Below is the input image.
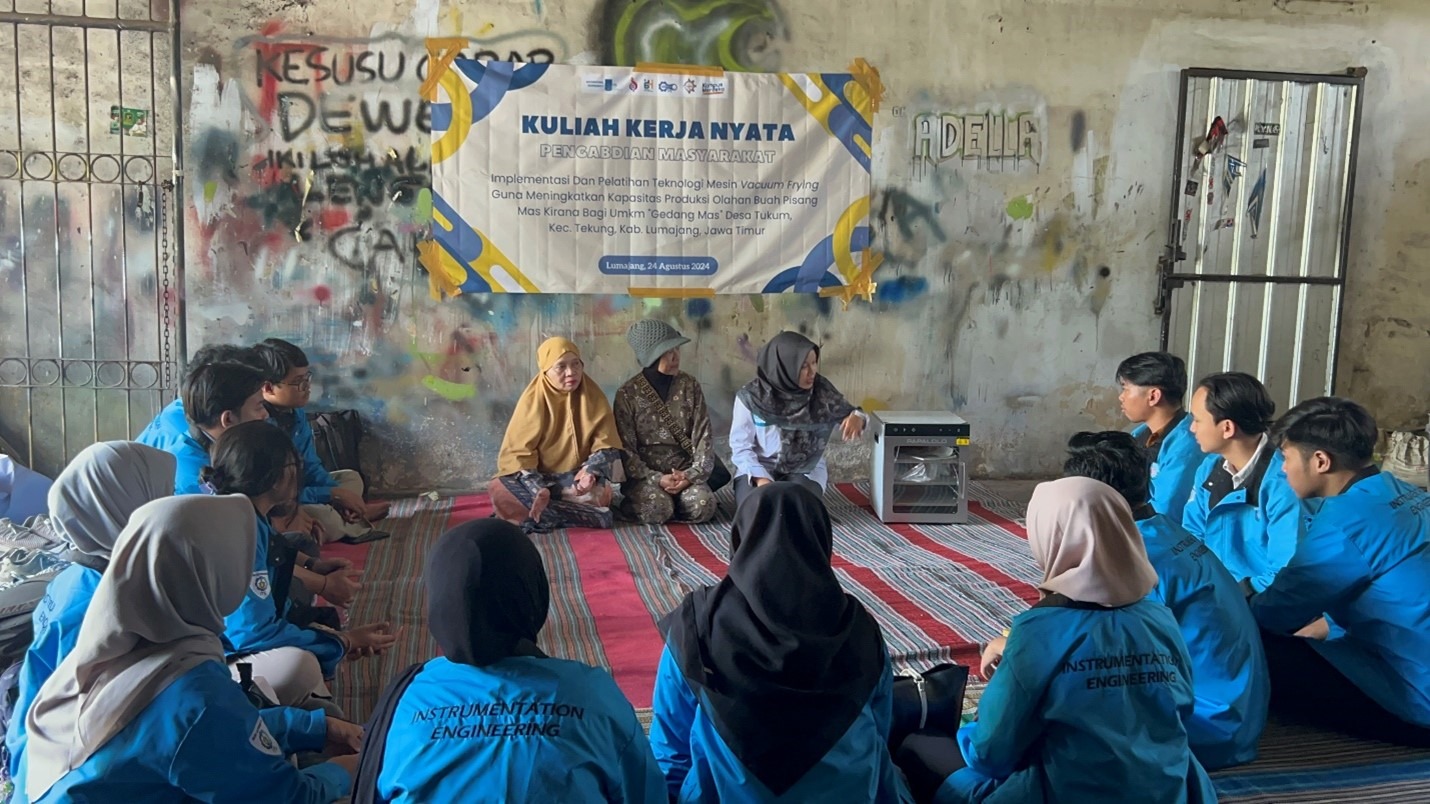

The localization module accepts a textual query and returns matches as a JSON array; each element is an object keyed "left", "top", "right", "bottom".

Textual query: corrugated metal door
[
  {"left": 1157, "top": 67, "right": 1364, "bottom": 408},
  {"left": 0, "top": 0, "right": 184, "bottom": 477}
]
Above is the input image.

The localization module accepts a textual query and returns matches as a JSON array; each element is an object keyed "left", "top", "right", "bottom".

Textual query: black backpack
[{"left": 306, "top": 410, "right": 367, "bottom": 488}]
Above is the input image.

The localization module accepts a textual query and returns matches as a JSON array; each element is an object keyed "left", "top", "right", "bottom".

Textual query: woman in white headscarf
[
  {"left": 19, "top": 495, "right": 356, "bottom": 803},
  {"left": 5, "top": 442, "right": 174, "bottom": 779},
  {"left": 900, "top": 477, "right": 1216, "bottom": 804}
]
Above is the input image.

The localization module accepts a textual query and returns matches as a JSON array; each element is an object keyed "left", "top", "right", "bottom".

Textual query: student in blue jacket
[
  {"left": 136, "top": 359, "right": 270, "bottom": 495},
  {"left": 1064, "top": 431, "right": 1269, "bottom": 769},
  {"left": 914, "top": 477, "right": 1214, "bottom": 804},
  {"left": 135, "top": 343, "right": 266, "bottom": 453},
  {"left": 1252, "top": 397, "right": 1430, "bottom": 746},
  {"left": 351, "top": 518, "right": 665, "bottom": 804},
  {"left": 6, "top": 441, "right": 175, "bottom": 781},
  {"left": 254, "top": 337, "right": 389, "bottom": 543},
  {"left": 20, "top": 495, "right": 357, "bottom": 803},
  {"left": 1182, "top": 371, "right": 1306, "bottom": 591},
  {"left": 649, "top": 482, "right": 909, "bottom": 803},
  {"left": 204, "top": 422, "right": 396, "bottom": 714},
  {"left": 1117, "top": 352, "right": 1203, "bottom": 521}
]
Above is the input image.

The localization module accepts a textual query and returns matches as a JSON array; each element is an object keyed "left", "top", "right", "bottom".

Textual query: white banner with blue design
[{"left": 421, "top": 56, "right": 876, "bottom": 296}]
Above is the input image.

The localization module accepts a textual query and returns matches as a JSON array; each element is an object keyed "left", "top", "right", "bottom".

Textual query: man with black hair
[
  {"left": 1251, "top": 397, "right": 1430, "bottom": 745},
  {"left": 1117, "top": 352, "right": 1202, "bottom": 520},
  {"left": 136, "top": 361, "right": 268, "bottom": 494},
  {"left": 1182, "top": 372, "right": 1307, "bottom": 592},
  {"left": 253, "top": 338, "right": 389, "bottom": 543},
  {"left": 1063, "top": 431, "right": 1268, "bottom": 770},
  {"left": 135, "top": 343, "right": 265, "bottom": 454}
]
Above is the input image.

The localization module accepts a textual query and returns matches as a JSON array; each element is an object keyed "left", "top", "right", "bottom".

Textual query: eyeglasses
[
  {"left": 548, "top": 361, "right": 584, "bottom": 376},
  {"left": 280, "top": 374, "right": 314, "bottom": 389}
]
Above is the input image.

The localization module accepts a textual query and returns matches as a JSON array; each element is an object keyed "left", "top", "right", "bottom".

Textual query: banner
[{"left": 421, "top": 55, "right": 877, "bottom": 297}]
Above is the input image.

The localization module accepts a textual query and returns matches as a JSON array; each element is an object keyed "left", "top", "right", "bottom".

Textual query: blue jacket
[
  {"left": 135, "top": 402, "right": 211, "bottom": 496},
  {"left": 1181, "top": 447, "right": 1308, "bottom": 592},
  {"left": 24, "top": 661, "right": 345, "bottom": 803},
  {"left": 135, "top": 398, "right": 190, "bottom": 452},
  {"left": 376, "top": 655, "right": 664, "bottom": 803},
  {"left": 649, "top": 645, "right": 910, "bottom": 803},
  {"left": 270, "top": 406, "right": 336, "bottom": 505},
  {"left": 937, "top": 598, "right": 1215, "bottom": 804},
  {"left": 1252, "top": 470, "right": 1430, "bottom": 726},
  {"left": 223, "top": 516, "right": 345, "bottom": 676},
  {"left": 6, "top": 565, "right": 102, "bottom": 778},
  {"left": 1139, "top": 511, "right": 1269, "bottom": 769},
  {"left": 1132, "top": 412, "right": 1203, "bottom": 522}
]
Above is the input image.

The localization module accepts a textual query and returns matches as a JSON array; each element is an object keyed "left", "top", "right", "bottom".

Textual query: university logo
[
  {"left": 250, "top": 571, "right": 271, "bottom": 599},
  {"left": 249, "top": 720, "right": 282, "bottom": 756}
]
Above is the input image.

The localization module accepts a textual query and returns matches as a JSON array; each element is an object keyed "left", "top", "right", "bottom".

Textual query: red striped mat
[
  {"left": 332, "top": 494, "right": 686, "bottom": 719},
  {"left": 333, "top": 481, "right": 1035, "bottom": 721},
  {"left": 658, "top": 481, "right": 1038, "bottom": 672}
]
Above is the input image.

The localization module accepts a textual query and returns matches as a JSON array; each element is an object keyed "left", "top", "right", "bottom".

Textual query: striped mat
[
  {"left": 657, "top": 481, "right": 1038, "bottom": 672},
  {"left": 331, "top": 484, "right": 1430, "bottom": 802},
  {"left": 332, "top": 493, "right": 688, "bottom": 717}
]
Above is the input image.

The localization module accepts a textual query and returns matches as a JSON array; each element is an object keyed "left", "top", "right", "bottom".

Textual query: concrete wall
[{"left": 178, "top": 0, "right": 1430, "bottom": 493}]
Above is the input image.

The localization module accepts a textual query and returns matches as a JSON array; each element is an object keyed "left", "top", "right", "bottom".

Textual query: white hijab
[
  {"left": 25, "top": 494, "right": 257, "bottom": 800},
  {"left": 1026, "top": 476, "right": 1159, "bottom": 607},
  {"left": 48, "top": 441, "right": 176, "bottom": 568}
]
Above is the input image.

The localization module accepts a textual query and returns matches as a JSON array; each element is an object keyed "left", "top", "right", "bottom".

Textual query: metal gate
[
  {"left": 1156, "top": 67, "right": 1364, "bottom": 410},
  {"left": 0, "top": 1, "right": 184, "bottom": 478}
]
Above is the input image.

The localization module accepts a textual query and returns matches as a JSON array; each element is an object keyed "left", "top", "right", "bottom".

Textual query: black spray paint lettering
[
  {"left": 278, "top": 94, "right": 432, "bottom": 143},
  {"left": 255, "top": 45, "right": 557, "bottom": 88},
  {"left": 328, "top": 227, "right": 424, "bottom": 272},
  {"left": 1254, "top": 122, "right": 1281, "bottom": 136}
]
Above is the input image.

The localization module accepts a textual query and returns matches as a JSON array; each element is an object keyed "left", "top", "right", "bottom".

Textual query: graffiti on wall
[
  {"left": 912, "top": 110, "right": 1043, "bottom": 177},
  {"left": 188, "top": 24, "right": 570, "bottom": 325},
  {"left": 182, "top": 2, "right": 1120, "bottom": 488},
  {"left": 598, "top": 0, "right": 787, "bottom": 71}
]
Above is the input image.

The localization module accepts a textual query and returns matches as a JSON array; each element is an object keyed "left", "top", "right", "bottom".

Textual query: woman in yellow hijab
[{"left": 488, "top": 337, "right": 625, "bottom": 532}]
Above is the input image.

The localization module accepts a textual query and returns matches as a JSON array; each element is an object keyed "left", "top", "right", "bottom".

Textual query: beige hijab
[
  {"left": 1026, "top": 476, "right": 1158, "bottom": 607},
  {"left": 496, "top": 337, "right": 623, "bottom": 476},
  {"left": 25, "top": 494, "right": 257, "bottom": 800}
]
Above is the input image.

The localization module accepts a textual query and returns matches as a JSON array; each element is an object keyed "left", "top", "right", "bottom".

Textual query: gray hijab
[
  {"left": 48, "top": 441, "right": 176, "bottom": 570},
  {"left": 25, "top": 494, "right": 257, "bottom": 800}
]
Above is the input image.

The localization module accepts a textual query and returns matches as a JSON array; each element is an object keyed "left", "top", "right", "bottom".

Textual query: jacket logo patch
[
  {"left": 250, "top": 719, "right": 282, "bottom": 756},
  {"left": 1150, "top": 462, "right": 1161, "bottom": 479},
  {"left": 250, "top": 571, "right": 271, "bottom": 599}
]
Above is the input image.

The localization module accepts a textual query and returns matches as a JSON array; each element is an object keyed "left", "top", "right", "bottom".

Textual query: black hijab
[
  {"left": 661, "top": 483, "right": 885, "bottom": 796},
  {"left": 736, "top": 331, "right": 856, "bottom": 475},
  {"left": 427, "top": 519, "right": 550, "bottom": 665},
  {"left": 354, "top": 519, "right": 550, "bottom": 803},
  {"left": 642, "top": 365, "right": 676, "bottom": 402}
]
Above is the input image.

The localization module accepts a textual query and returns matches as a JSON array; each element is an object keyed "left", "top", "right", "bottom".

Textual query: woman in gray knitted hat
[{"left": 613, "top": 320, "right": 725, "bottom": 525}]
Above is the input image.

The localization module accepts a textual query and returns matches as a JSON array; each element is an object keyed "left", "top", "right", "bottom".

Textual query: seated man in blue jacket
[
  {"left": 1064, "top": 431, "right": 1269, "bottom": 769},
  {"left": 253, "top": 338, "right": 388, "bottom": 544},
  {"left": 136, "top": 356, "right": 358, "bottom": 618},
  {"left": 1117, "top": 351, "right": 1202, "bottom": 521},
  {"left": 135, "top": 343, "right": 263, "bottom": 453},
  {"left": 136, "top": 360, "right": 269, "bottom": 495},
  {"left": 1251, "top": 396, "right": 1430, "bottom": 746},
  {"left": 1183, "top": 371, "right": 1307, "bottom": 592}
]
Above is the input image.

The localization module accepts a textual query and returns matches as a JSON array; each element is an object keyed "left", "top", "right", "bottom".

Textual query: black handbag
[
  {"left": 307, "top": 409, "right": 367, "bottom": 488},
  {"left": 889, "top": 663, "right": 970, "bottom": 748}
]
